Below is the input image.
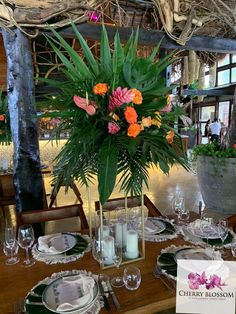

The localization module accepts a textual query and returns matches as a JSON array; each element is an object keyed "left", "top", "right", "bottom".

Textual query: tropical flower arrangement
[
  {"left": 39, "top": 23, "right": 189, "bottom": 204},
  {"left": 0, "top": 90, "right": 11, "bottom": 145}
]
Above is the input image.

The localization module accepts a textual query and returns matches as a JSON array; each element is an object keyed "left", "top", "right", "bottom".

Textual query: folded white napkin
[
  {"left": 56, "top": 275, "right": 95, "bottom": 311},
  {"left": 38, "top": 233, "right": 66, "bottom": 254},
  {"left": 144, "top": 220, "right": 160, "bottom": 234}
]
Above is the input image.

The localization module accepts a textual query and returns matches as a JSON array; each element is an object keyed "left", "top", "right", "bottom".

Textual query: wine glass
[
  {"left": 17, "top": 224, "right": 35, "bottom": 267},
  {"left": 4, "top": 226, "right": 19, "bottom": 265},
  {"left": 111, "top": 244, "right": 124, "bottom": 288},
  {"left": 172, "top": 193, "right": 185, "bottom": 223},
  {"left": 217, "top": 219, "right": 228, "bottom": 255}
]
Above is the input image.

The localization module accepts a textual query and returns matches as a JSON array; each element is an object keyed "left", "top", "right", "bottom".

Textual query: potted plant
[{"left": 192, "top": 105, "right": 236, "bottom": 215}]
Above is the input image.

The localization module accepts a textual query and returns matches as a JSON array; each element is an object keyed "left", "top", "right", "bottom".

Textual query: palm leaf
[
  {"left": 98, "top": 136, "right": 118, "bottom": 204},
  {"left": 100, "top": 25, "right": 112, "bottom": 78}
]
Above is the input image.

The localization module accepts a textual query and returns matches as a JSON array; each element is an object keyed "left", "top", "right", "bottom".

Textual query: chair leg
[
  {"left": 49, "top": 185, "right": 60, "bottom": 208},
  {"left": 70, "top": 182, "right": 83, "bottom": 205}
]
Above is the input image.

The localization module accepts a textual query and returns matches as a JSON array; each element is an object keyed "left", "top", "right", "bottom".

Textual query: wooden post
[{"left": 2, "top": 28, "right": 45, "bottom": 212}]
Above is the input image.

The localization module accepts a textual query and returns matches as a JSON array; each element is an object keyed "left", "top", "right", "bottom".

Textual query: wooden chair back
[
  {"left": 227, "top": 214, "right": 236, "bottom": 233},
  {"left": 0, "top": 174, "right": 15, "bottom": 205},
  {"left": 95, "top": 194, "right": 162, "bottom": 217},
  {"left": 17, "top": 204, "right": 89, "bottom": 231}
]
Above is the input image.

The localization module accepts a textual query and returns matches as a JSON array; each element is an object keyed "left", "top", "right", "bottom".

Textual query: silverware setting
[{"left": 153, "top": 264, "right": 175, "bottom": 295}]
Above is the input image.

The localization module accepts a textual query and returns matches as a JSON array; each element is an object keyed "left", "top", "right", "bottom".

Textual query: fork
[{"left": 153, "top": 265, "right": 175, "bottom": 295}]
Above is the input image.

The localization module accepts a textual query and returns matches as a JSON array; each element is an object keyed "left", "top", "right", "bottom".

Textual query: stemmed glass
[
  {"left": 172, "top": 193, "right": 185, "bottom": 223},
  {"left": 4, "top": 226, "right": 19, "bottom": 265},
  {"left": 217, "top": 219, "right": 228, "bottom": 256},
  {"left": 111, "top": 244, "right": 124, "bottom": 288},
  {"left": 17, "top": 224, "right": 35, "bottom": 267}
]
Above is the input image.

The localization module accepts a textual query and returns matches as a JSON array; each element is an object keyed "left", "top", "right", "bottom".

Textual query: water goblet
[
  {"left": 172, "top": 193, "right": 185, "bottom": 223},
  {"left": 111, "top": 245, "right": 124, "bottom": 288},
  {"left": 123, "top": 266, "right": 141, "bottom": 291},
  {"left": 3, "top": 240, "right": 19, "bottom": 265},
  {"left": 5, "top": 226, "right": 19, "bottom": 265},
  {"left": 217, "top": 219, "right": 228, "bottom": 256},
  {"left": 17, "top": 224, "right": 35, "bottom": 267}
]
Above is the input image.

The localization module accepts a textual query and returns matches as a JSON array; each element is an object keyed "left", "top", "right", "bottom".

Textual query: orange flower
[
  {"left": 0, "top": 114, "right": 5, "bottom": 122},
  {"left": 93, "top": 83, "right": 108, "bottom": 96},
  {"left": 124, "top": 106, "right": 138, "bottom": 124},
  {"left": 166, "top": 130, "right": 175, "bottom": 144},
  {"left": 151, "top": 112, "right": 162, "bottom": 128},
  {"left": 233, "top": 143, "right": 236, "bottom": 148},
  {"left": 127, "top": 123, "right": 142, "bottom": 138},
  {"left": 141, "top": 116, "right": 152, "bottom": 128},
  {"left": 130, "top": 88, "right": 143, "bottom": 105}
]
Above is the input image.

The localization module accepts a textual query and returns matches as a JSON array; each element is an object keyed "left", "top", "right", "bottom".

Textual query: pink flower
[
  {"left": 108, "top": 121, "right": 120, "bottom": 134},
  {"left": 109, "top": 87, "right": 134, "bottom": 111},
  {"left": 73, "top": 95, "right": 97, "bottom": 116},
  {"left": 188, "top": 273, "right": 200, "bottom": 290},
  {"left": 161, "top": 103, "right": 172, "bottom": 112},
  {"left": 206, "top": 275, "right": 226, "bottom": 291}
]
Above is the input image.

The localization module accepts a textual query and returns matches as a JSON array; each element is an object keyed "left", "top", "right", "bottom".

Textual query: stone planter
[{"left": 197, "top": 156, "right": 236, "bottom": 215}]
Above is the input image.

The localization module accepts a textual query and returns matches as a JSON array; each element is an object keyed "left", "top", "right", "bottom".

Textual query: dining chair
[
  {"left": 94, "top": 194, "right": 162, "bottom": 217},
  {"left": 227, "top": 214, "right": 236, "bottom": 233},
  {"left": 16, "top": 204, "right": 89, "bottom": 234},
  {"left": 0, "top": 174, "right": 16, "bottom": 218}
]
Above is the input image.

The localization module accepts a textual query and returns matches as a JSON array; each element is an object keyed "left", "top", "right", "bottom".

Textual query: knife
[
  {"left": 106, "top": 280, "right": 121, "bottom": 310},
  {"left": 98, "top": 280, "right": 111, "bottom": 311}
]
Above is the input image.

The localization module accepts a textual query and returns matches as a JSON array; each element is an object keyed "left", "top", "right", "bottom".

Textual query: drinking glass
[
  {"left": 5, "top": 226, "right": 19, "bottom": 265},
  {"left": 3, "top": 240, "right": 19, "bottom": 265},
  {"left": 231, "top": 242, "right": 236, "bottom": 258},
  {"left": 111, "top": 245, "right": 124, "bottom": 288},
  {"left": 172, "top": 193, "right": 185, "bottom": 222},
  {"left": 17, "top": 224, "right": 35, "bottom": 267},
  {"left": 217, "top": 219, "right": 228, "bottom": 255},
  {"left": 123, "top": 266, "right": 141, "bottom": 291}
]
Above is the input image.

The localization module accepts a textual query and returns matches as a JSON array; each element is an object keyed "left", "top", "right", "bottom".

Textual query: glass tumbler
[{"left": 123, "top": 266, "right": 141, "bottom": 291}]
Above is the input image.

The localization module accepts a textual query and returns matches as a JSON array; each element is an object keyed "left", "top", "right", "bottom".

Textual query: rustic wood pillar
[{"left": 2, "top": 28, "right": 45, "bottom": 212}]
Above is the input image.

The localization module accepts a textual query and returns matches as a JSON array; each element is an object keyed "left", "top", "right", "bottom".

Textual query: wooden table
[{"left": 0, "top": 237, "right": 189, "bottom": 314}]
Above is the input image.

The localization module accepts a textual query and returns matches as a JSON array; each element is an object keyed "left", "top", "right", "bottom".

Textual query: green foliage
[
  {"left": 0, "top": 91, "right": 11, "bottom": 145},
  {"left": 192, "top": 143, "right": 236, "bottom": 159},
  {"left": 39, "top": 23, "right": 190, "bottom": 204}
]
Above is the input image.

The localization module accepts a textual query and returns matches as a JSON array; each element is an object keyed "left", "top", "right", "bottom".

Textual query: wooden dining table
[{"left": 0, "top": 235, "right": 192, "bottom": 314}]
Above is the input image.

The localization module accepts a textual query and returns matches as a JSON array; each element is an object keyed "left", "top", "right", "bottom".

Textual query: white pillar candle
[
  {"left": 126, "top": 230, "right": 139, "bottom": 259},
  {"left": 103, "top": 235, "right": 114, "bottom": 265},
  {"left": 122, "top": 223, "right": 127, "bottom": 247},
  {"left": 115, "top": 222, "right": 123, "bottom": 248},
  {"left": 97, "top": 225, "right": 110, "bottom": 250}
]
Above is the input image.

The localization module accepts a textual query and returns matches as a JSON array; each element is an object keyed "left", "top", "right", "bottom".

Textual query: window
[
  {"left": 218, "top": 55, "right": 230, "bottom": 67},
  {"left": 231, "top": 67, "right": 236, "bottom": 83},
  {"left": 219, "top": 101, "right": 230, "bottom": 127},
  {"left": 218, "top": 69, "right": 230, "bottom": 86},
  {"left": 201, "top": 106, "right": 215, "bottom": 121},
  {"left": 232, "top": 54, "right": 236, "bottom": 63},
  {"left": 204, "top": 74, "right": 210, "bottom": 88}
]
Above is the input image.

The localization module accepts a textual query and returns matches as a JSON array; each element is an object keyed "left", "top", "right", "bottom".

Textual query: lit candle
[
  {"left": 126, "top": 230, "right": 139, "bottom": 259},
  {"left": 103, "top": 235, "right": 114, "bottom": 265},
  {"left": 97, "top": 225, "right": 110, "bottom": 249}
]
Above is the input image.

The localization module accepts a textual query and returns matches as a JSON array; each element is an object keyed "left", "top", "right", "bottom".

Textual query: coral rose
[
  {"left": 141, "top": 116, "right": 152, "bottom": 128},
  {"left": 166, "top": 130, "right": 175, "bottom": 144},
  {"left": 127, "top": 123, "right": 142, "bottom": 138},
  {"left": 124, "top": 106, "right": 137, "bottom": 124},
  {"left": 130, "top": 88, "right": 143, "bottom": 105},
  {"left": 93, "top": 83, "right": 108, "bottom": 96},
  {"left": 0, "top": 114, "right": 5, "bottom": 122}
]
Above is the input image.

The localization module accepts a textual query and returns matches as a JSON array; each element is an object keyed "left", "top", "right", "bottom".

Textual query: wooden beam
[
  {"left": 182, "top": 85, "right": 236, "bottom": 96},
  {"left": 53, "top": 22, "right": 236, "bottom": 54}
]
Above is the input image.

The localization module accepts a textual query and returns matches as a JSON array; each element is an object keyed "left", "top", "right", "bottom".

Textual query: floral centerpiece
[
  {"left": 39, "top": 23, "right": 189, "bottom": 205},
  {"left": 0, "top": 90, "right": 11, "bottom": 145}
]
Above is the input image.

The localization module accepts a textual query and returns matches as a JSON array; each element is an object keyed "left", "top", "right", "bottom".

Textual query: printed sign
[{"left": 176, "top": 260, "right": 236, "bottom": 314}]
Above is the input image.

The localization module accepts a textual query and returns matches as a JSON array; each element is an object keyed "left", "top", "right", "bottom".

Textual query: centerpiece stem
[{"left": 87, "top": 185, "right": 92, "bottom": 240}]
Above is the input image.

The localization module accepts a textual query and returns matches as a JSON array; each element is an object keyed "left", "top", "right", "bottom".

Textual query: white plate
[
  {"left": 186, "top": 220, "right": 220, "bottom": 240},
  {"left": 175, "top": 247, "right": 213, "bottom": 261},
  {"left": 144, "top": 218, "right": 166, "bottom": 234},
  {"left": 42, "top": 274, "right": 98, "bottom": 313},
  {"left": 37, "top": 233, "right": 77, "bottom": 255}
]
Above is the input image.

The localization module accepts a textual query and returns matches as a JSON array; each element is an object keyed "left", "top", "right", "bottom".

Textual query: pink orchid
[
  {"left": 188, "top": 273, "right": 200, "bottom": 290},
  {"left": 205, "top": 275, "right": 226, "bottom": 291},
  {"left": 73, "top": 95, "right": 97, "bottom": 116},
  {"left": 108, "top": 121, "right": 120, "bottom": 134}
]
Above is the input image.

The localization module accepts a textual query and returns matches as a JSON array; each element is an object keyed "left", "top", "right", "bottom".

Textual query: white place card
[{"left": 176, "top": 260, "right": 236, "bottom": 314}]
